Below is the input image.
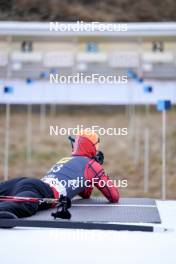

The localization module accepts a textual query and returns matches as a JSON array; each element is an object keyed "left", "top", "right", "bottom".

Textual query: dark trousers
[{"left": 0, "top": 177, "right": 54, "bottom": 218}]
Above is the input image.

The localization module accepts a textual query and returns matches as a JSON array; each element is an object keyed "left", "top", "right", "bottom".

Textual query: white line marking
[{"left": 72, "top": 204, "right": 156, "bottom": 207}]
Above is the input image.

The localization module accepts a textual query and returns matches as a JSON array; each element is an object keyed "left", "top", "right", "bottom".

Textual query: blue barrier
[
  {"left": 127, "top": 70, "right": 143, "bottom": 83},
  {"left": 3, "top": 86, "right": 14, "bottom": 93},
  {"left": 127, "top": 70, "right": 137, "bottom": 79},
  {"left": 136, "top": 76, "right": 144, "bottom": 83},
  {"left": 26, "top": 78, "right": 34, "bottom": 84},
  {"left": 157, "top": 100, "right": 172, "bottom": 112},
  {"left": 144, "top": 85, "right": 153, "bottom": 93},
  {"left": 40, "top": 72, "right": 49, "bottom": 79}
]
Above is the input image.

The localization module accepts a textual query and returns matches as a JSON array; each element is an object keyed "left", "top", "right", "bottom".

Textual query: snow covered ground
[{"left": 0, "top": 200, "right": 175, "bottom": 264}]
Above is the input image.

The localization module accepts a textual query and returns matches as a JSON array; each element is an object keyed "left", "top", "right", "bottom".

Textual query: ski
[{"left": 0, "top": 218, "right": 157, "bottom": 232}]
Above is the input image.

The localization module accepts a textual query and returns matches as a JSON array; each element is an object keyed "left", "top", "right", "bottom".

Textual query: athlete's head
[
  {"left": 71, "top": 129, "right": 100, "bottom": 158},
  {"left": 77, "top": 129, "right": 100, "bottom": 151}
]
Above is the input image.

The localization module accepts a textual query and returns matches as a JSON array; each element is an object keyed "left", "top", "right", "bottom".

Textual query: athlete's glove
[{"left": 94, "top": 151, "right": 104, "bottom": 165}]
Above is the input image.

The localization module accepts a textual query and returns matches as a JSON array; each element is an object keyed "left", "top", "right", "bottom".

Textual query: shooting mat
[{"left": 25, "top": 197, "right": 161, "bottom": 224}]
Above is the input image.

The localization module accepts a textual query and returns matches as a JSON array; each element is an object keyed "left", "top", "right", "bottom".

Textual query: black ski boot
[{"left": 0, "top": 211, "right": 17, "bottom": 228}]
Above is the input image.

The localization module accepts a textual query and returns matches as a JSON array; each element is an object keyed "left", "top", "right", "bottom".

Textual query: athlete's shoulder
[
  {"left": 71, "top": 155, "right": 91, "bottom": 161},
  {"left": 56, "top": 157, "right": 73, "bottom": 164}
]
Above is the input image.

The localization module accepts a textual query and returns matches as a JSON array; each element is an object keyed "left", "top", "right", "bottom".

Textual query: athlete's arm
[
  {"left": 86, "top": 160, "right": 120, "bottom": 203},
  {"left": 95, "top": 173, "right": 120, "bottom": 203}
]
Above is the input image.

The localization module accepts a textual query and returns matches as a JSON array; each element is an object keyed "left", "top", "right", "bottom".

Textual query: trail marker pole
[
  {"left": 26, "top": 104, "right": 32, "bottom": 176},
  {"left": 156, "top": 100, "right": 172, "bottom": 200},
  {"left": 26, "top": 78, "right": 34, "bottom": 175},
  {"left": 127, "top": 70, "right": 143, "bottom": 164},
  {"left": 133, "top": 73, "right": 144, "bottom": 166},
  {"left": 3, "top": 37, "right": 12, "bottom": 181},
  {"left": 4, "top": 103, "right": 10, "bottom": 181},
  {"left": 3, "top": 86, "right": 13, "bottom": 181},
  {"left": 143, "top": 85, "right": 153, "bottom": 193}
]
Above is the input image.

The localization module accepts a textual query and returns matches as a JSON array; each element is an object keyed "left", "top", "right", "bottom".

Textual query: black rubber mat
[{"left": 25, "top": 197, "right": 161, "bottom": 224}]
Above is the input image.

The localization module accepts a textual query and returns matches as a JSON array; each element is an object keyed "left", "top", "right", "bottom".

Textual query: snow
[{"left": 0, "top": 200, "right": 175, "bottom": 264}]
